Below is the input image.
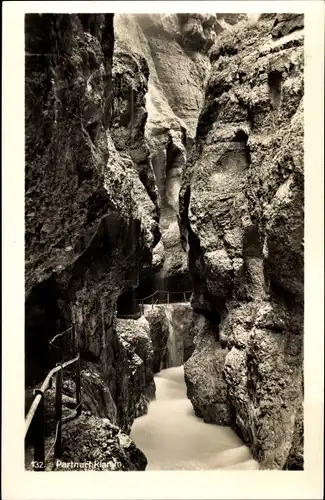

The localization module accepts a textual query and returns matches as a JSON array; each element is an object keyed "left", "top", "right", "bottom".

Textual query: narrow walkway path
[
  {"left": 142, "top": 302, "right": 189, "bottom": 314},
  {"left": 130, "top": 366, "right": 259, "bottom": 470}
]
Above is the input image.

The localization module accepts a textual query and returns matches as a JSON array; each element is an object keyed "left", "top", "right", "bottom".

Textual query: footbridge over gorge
[{"left": 116, "top": 289, "right": 192, "bottom": 319}]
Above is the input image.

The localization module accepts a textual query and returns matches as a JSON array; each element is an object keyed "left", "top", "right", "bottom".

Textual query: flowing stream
[{"left": 130, "top": 366, "right": 259, "bottom": 470}]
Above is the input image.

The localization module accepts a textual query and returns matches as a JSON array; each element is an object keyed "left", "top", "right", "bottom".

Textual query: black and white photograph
[{"left": 2, "top": 1, "right": 324, "bottom": 499}]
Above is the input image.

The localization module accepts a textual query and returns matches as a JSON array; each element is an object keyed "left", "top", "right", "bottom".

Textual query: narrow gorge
[{"left": 25, "top": 12, "right": 304, "bottom": 471}]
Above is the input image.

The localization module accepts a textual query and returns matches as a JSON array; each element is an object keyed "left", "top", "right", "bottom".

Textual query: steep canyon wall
[
  {"left": 114, "top": 14, "right": 243, "bottom": 291},
  {"left": 25, "top": 13, "right": 159, "bottom": 469},
  {"left": 25, "top": 11, "right": 222, "bottom": 469},
  {"left": 180, "top": 14, "right": 304, "bottom": 470}
]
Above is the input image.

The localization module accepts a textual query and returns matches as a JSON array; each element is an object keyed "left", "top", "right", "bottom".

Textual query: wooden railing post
[
  {"left": 76, "top": 354, "right": 81, "bottom": 416},
  {"left": 167, "top": 291, "right": 169, "bottom": 304},
  {"left": 62, "top": 330, "right": 67, "bottom": 361},
  {"left": 73, "top": 305, "right": 81, "bottom": 416},
  {"left": 183, "top": 292, "right": 186, "bottom": 303},
  {"left": 151, "top": 295, "right": 154, "bottom": 310},
  {"left": 33, "top": 390, "right": 45, "bottom": 471},
  {"left": 71, "top": 307, "right": 76, "bottom": 357},
  {"left": 54, "top": 368, "right": 62, "bottom": 458}
]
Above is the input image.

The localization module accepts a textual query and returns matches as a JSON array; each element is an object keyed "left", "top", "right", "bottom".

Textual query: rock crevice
[
  {"left": 25, "top": 13, "right": 160, "bottom": 469},
  {"left": 25, "top": 12, "right": 303, "bottom": 472}
]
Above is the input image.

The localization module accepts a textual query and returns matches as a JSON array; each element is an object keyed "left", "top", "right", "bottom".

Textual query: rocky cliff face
[
  {"left": 56, "top": 413, "right": 147, "bottom": 471},
  {"left": 180, "top": 14, "right": 304, "bottom": 470},
  {"left": 25, "top": 12, "right": 304, "bottom": 472},
  {"left": 25, "top": 13, "right": 159, "bottom": 466},
  {"left": 114, "top": 14, "right": 235, "bottom": 291},
  {"left": 145, "top": 303, "right": 195, "bottom": 372}
]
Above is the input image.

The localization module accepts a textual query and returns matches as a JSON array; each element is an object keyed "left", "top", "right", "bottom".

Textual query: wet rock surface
[
  {"left": 111, "top": 45, "right": 160, "bottom": 225},
  {"left": 144, "top": 305, "right": 170, "bottom": 373},
  {"left": 145, "top": 303, "right": 195, "bottom": 372},
  {"left": 114, "top": 14, "right": 242, "bottom": 289},
  {"left": 184, "top": 315, "right": 232, "bottom": 425},
  {"left": 54, "top": 413, "right": 147, "bottom": 471},
  {"left": 25, "top": 14, "right": 160, "bottom": 470},
  {"left": 181, "top": 15, "right": 304, "bottom": 469},
  {"left": 115, "top": 317, "right": 156, "bottom": 429}
]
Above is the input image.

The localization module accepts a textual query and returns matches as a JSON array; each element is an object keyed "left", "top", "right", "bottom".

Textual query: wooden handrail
[
  {"left": 25, "top": 291, "right": 192, "bottom": 469},
  {"left": 54, "top": 369, "right": 63, "bottom": 458},
  {"left": 139, "top": 289, "right": 192, "bottom": 301},
  {"left": 25, "top": 354, "right": 80, "bottom": 438},
  {"left": 25, "top": 310, "right": 82, "bottom": 471}
]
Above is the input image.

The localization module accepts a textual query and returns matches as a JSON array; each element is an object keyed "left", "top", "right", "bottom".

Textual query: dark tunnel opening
[
  {"left": 268, "top": 70, "right": 282, "bottom": 109},
  {"left": 25, "top": 275, "right": 63, "bottom": 388},
  {"left": 116, "top": 288, "right": 142, "bottom": 319}
]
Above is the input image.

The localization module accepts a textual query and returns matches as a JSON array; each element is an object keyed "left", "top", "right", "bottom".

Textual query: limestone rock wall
[
  {"left": 144, "top": 303, "right": 195, "bottom": 373},
  {"left": 25, "top": 13, "right": 158, "bottom": 466},
  {"left": 115, "top": 317, "right": 156, "bottom": 429},
  {"left": 114, "top": 14, "right": 219, "bottom": 290},
  {"left": 113, "top": 14, "right": 248, "bottom": 292},
  {"left": 180, "top": 14, "right": 304, "bottom": 470},
  {"left": 55, "top": 413, "right": 148, "bottom": 471}
]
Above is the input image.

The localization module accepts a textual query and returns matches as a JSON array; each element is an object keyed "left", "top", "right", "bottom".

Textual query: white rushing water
[
  {"left": 130, "top": 366, "right": 259, "bottom": 470},
  {"left": 164, "top": 307, "right": 179, "bottom": 367}
]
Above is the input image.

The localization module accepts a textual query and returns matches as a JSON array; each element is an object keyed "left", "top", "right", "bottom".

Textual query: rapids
[{"left": 130, "top": 366, "right": 259, "bottom": 470}]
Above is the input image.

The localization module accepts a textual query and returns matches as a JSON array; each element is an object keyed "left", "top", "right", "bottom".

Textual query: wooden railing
[
  {"left": 25, "top": 325, "right": 81, "bottom": 471},
  {"left": 117, "top": 289, "right": 192, "bottom": 319},
  {"left": 139, "top": 289, "right": 192, "bottom": 313},
  {"left": 25, "top": 291, "right": 192, "bottom": 468}
]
